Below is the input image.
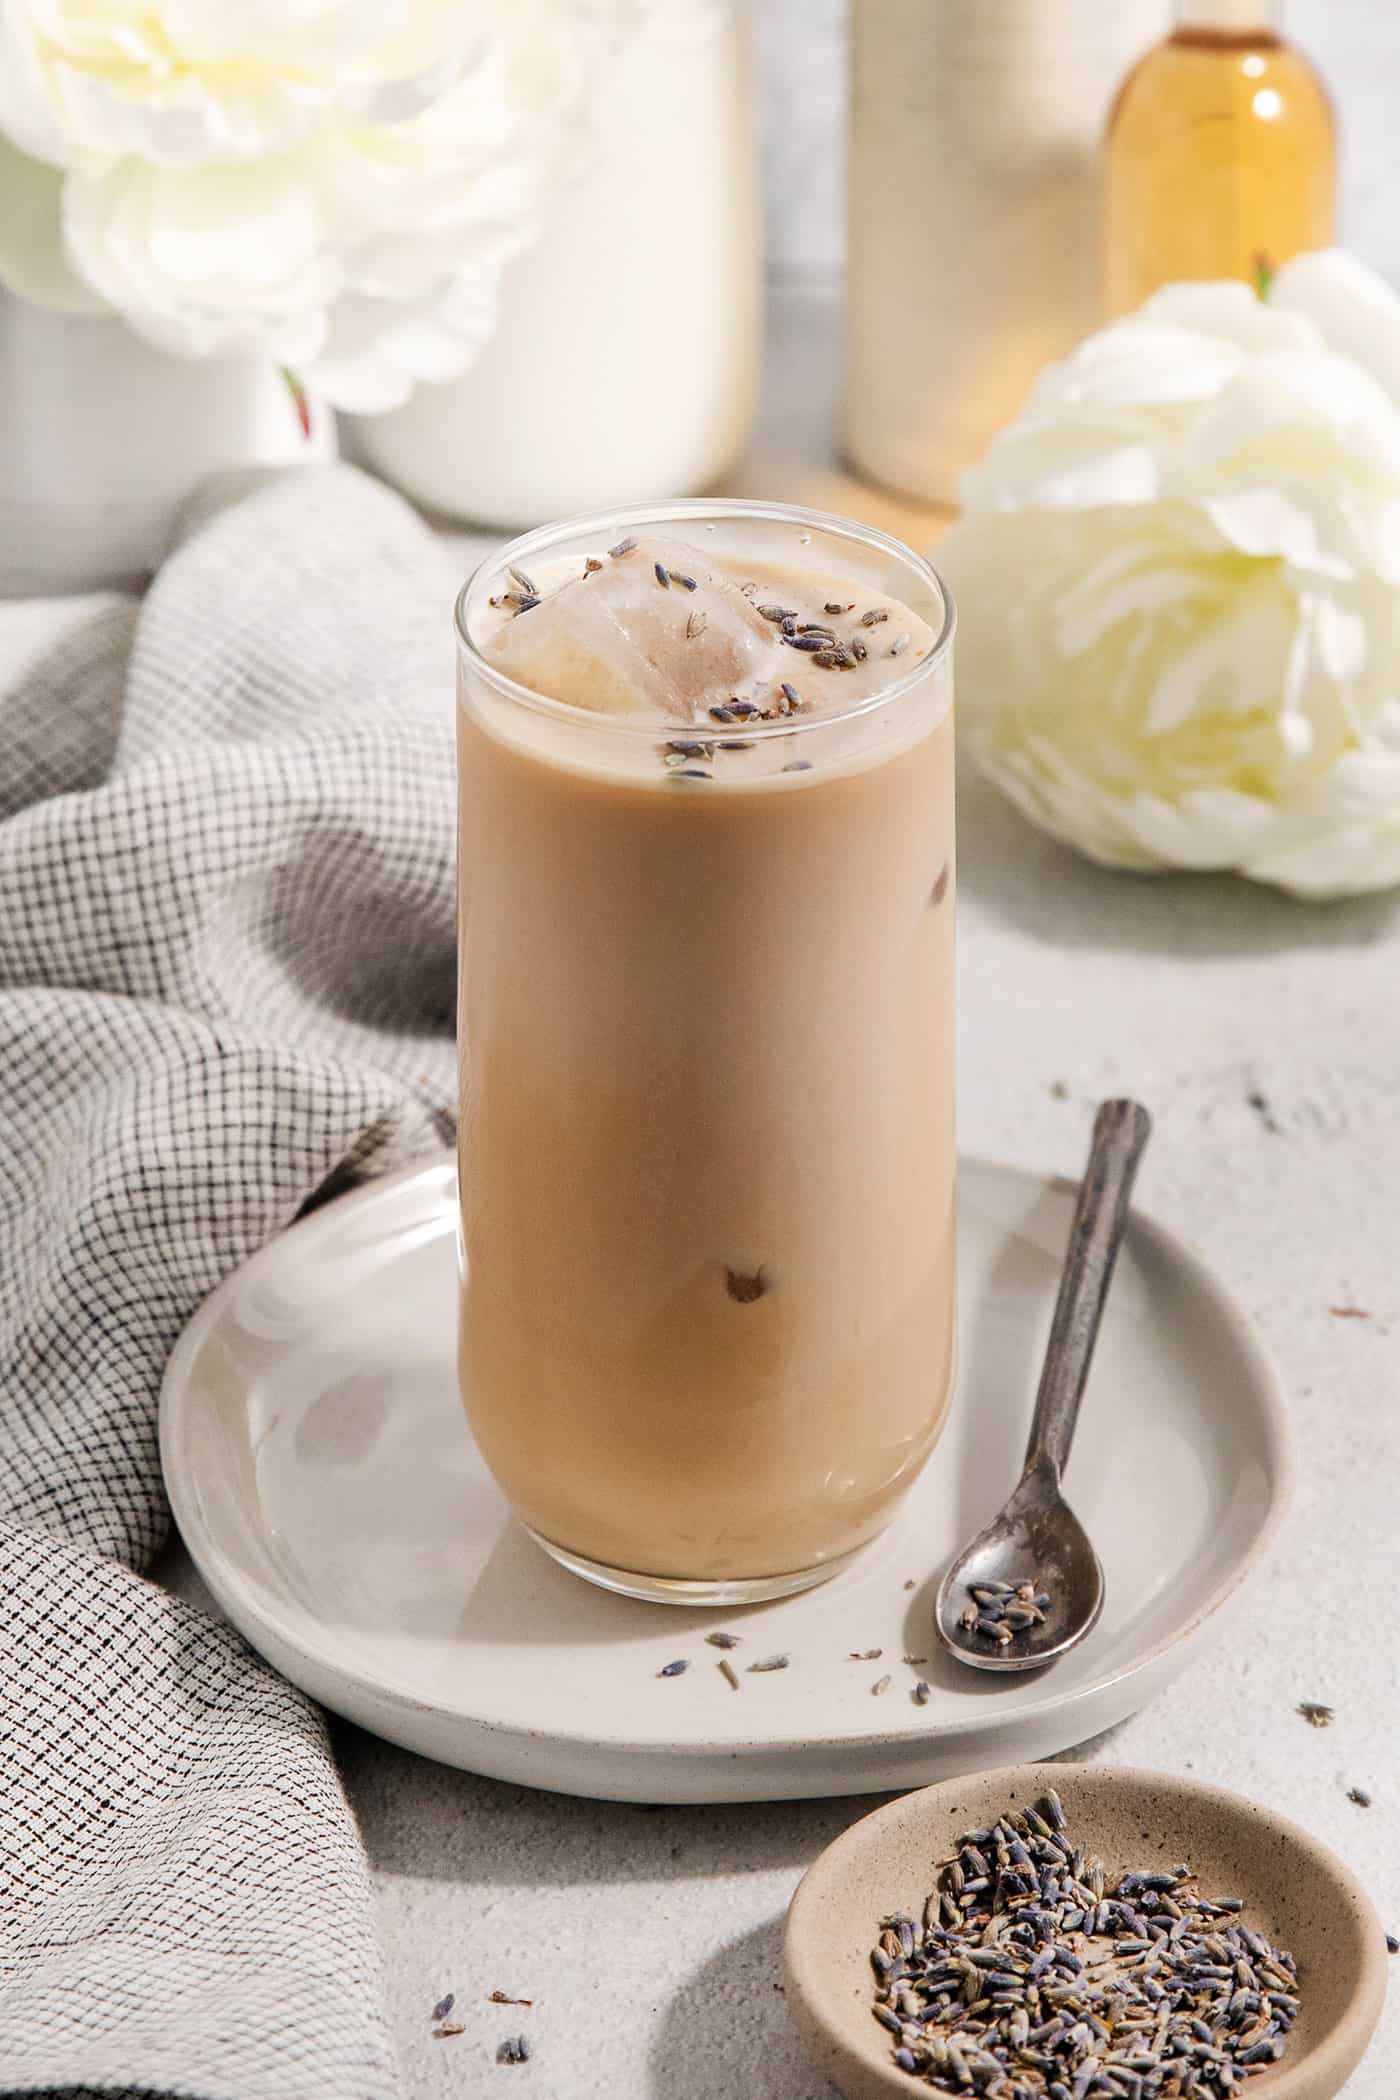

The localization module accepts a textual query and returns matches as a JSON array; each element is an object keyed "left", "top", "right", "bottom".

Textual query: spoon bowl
[{"left": 934, "top": 1462, "right": 1104, "bottom": 1671}]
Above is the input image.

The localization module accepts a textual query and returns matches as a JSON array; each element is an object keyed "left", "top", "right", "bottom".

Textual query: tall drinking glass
[{"left": 454, "top": 501, "right": 956, "bottom": 1603}]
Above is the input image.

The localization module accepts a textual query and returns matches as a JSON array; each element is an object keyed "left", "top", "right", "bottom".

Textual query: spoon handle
[{"left": 1024, "top": 1098, "right": 1152, "bottom": 1482}]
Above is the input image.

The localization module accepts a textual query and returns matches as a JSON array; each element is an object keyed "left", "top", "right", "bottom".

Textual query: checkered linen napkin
[{"left": 0, "top": 466, "right": 465, "bottom": 2099}]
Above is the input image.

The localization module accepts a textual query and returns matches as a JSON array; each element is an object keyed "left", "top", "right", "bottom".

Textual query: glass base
[{"left": 524, "top": 1524, "right": 870, "bottom": 1606}]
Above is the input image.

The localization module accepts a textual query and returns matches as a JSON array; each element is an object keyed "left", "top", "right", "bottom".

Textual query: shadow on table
[
  {"left": 648, "top": 1914, "right": 840, "bottom": 2100},
  {"left": 333, "top": 1713, "right": 895, "bottom": 1885},
  {"left": 958, "top": 771, "right": 1400, "bottom": 958},
  {"left": 333, "top": 1707, "right": 1136, "bottom": 1895}
]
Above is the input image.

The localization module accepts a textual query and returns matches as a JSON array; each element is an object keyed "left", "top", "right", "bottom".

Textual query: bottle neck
[{"left": 1176, "top": 0, "right": 1278, "bottom": 27}]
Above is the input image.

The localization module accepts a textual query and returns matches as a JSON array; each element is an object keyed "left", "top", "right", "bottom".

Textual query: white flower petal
[
  {"left": 1277, "top": 711, "right": 1315, "bottom": 760},
  {"left": 1129, "top": 786, "right": 1276, "bottom": 868},
  {"left": 1274, "top": 247, "right": 1400, "bottom": 413},
  {"left": 0, "top": 132, "right": 106, "bottom": 311},
  {"left": 0, "top": 9, "right": 67, "bottom": 162},
  {"left": 306, "top": 260, "right": 517, "bottom": 412},
  {"left": 1055, "top": 552, "right": 1198, "bottom": 662},
  {"left": 962, "top": 429, "right": 1161, "bottom": 511},
  {"left": 1311, "top": 594, "right": 1370, "bottom": 683},
  {"left": 1028, "top": 319, "right": 1250, "bottom": 413},
  {"left": 1136, "top": 278, "right": 1322, "bottom": 353},
  {"left": 1031, "top": 321, "right": 1250, "bottom": 411},
  {"left": 0, "top": 0, "right": 646, "bottom": 404},
  {"left": 1182, "top": 353, "right": 1400, "bottom": 474},
  {"left": 945, "top": 371, "right": 1400, "bottom": 899},
  {"left": 1197, "top": 487, "right": 1353, "bottom": 579},
  {"left": 0, "top": 0, "right": 492, "bottom": 161},
  {"left": 62, "top": 157, "right": 333, "bottom": 359}
]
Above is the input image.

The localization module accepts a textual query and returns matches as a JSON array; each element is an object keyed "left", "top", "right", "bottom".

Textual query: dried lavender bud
[
  {"left": 860, "top": 607, "right": 890, "bottom": 627},
  {"left": 872, "top": 1792, "right": 1298, "bottom": 2095},
  {"left": 748, "top": 1654, "right": 789, "bottom": 1673},
  {"left": 506, "top": 564, "right": 537, "bottom": 596},
  {"left": 657, "top": 1659, "right": 689, "bottom": 1677},
  {"left": 608, "top": 536, "right": 637, "bottom": 557},
  {"left": 1298, "top": 1701, "right": 1335, "bottom": 1727},
  {"left": 706, "top": 1631, "right": 741, "bottom": 1649},
  {"left": 497, "top": 2035, "right": 531, "bottom": 2065},
  {"left": 654, "top": 561, "right": 671, "bottom": 588},
  {"left": 432, "top": 1994, "right": 455, "bottom": 2021}
]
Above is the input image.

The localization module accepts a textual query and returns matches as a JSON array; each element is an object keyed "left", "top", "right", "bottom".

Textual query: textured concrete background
[{"left": 757, "top": 0, "right": 1400, "bottom": 285}]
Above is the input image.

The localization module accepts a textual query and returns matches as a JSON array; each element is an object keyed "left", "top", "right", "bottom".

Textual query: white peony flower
[
  {"left": 0, "top": 0, "right": 644, "bottom": 410},
  {"left": 941, "top": 252, "right": 1400, "bottom": 898}
]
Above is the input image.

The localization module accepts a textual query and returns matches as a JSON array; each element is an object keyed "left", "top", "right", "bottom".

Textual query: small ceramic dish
[{"left": 785, "top": 1763, "right": 1388, "bottom": 2100}]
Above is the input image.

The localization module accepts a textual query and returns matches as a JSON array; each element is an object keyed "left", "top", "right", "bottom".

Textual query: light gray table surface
[{"left": 164, "top": 287, "right": 1398, "bottom": 2099}]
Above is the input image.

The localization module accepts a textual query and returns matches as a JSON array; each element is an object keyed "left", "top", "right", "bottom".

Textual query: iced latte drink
[{"left": 455, "top": 503, "right": 955, "bottom": 1602}]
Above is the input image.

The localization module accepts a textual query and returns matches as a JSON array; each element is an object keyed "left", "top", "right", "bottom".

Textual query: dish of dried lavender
[{"left": 871, "top": 1789, "right": 1297, "bottom": 2097}]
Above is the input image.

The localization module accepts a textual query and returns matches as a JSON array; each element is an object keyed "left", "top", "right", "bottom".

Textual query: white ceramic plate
[{"left": 160, "top": 1158, "right": 1290, "bottom": 1804}]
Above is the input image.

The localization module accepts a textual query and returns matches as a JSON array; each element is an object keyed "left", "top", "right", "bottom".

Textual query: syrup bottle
[{"left": 1104, "top": 0, "right": 1335, "bottom": 315}]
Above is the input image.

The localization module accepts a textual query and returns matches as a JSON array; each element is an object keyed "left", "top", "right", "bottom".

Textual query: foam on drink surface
[{"left": 478, "top": 534, "right": 937, "bottom": 731}]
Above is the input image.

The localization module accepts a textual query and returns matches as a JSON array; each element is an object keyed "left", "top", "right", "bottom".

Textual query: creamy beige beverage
[{"left": 455, "top": 505, "right": 955, "bottom": 1600}]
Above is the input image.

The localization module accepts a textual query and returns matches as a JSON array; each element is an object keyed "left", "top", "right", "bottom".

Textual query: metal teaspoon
[{"left": 934, "top": 1098, "right": 1152, "bottom": 1673}]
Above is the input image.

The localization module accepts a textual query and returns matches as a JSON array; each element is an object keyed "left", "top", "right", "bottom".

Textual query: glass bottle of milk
[{"left": 355, "top": 3, "right": 761, "bottom": 531}]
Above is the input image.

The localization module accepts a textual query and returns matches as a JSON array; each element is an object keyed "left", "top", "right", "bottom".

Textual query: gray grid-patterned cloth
[{"left": 0, "top": 465, "right": 465, "bottom": 2099}]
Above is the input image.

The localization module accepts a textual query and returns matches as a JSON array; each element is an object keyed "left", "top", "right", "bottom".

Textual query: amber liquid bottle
[{"left": 1103, "top": 0, "right": 1335, "bottom": 316}]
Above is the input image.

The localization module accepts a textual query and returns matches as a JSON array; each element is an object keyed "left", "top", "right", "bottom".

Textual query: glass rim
[{"left": 452, "top": 496, "right": 956, "bottom": 742}]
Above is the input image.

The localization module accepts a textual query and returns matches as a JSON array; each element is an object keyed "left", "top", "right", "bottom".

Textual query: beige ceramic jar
[{"left": 845, "top": 0, "right": 1171, "bottom": 508}]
